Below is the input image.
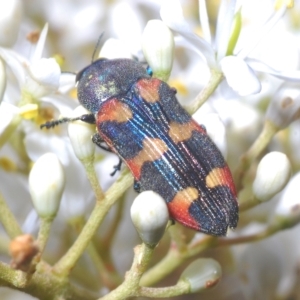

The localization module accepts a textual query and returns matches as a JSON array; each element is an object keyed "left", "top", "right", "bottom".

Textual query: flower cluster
[{"left": 0, "top": 0, "right": 300, "bottom": 299}]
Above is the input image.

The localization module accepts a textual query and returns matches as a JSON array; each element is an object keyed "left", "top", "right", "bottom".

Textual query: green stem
[
  {"left": 87, "top": 242, "right": 121, "bottom": 290},
  {"left": 52, "top": 171, "right": 133, "bottom": 277},
  {"left": 82, "top": 158, "right": 105, "bottom": 201},
  {"left": 138, "top": 281, "right": 190, "bottom": 298},
  {"left": 0, "top": 192, "right": 23, "bottom": 238},
  {"left": 99, "top": 243, "right": 154, "bottom": 300},
  {"left": 37, "top": 217, "right": 53, "bottom": 253},
  {"left": 140, "top": 247, "right": 184, "bottom": 287},
  {"left": 239, "top": 196, "right": 260, "bottom": 211},
  {"left": 214, "top": 223, "right": 280, "bottom": 247},
  {"left": 102, "top": 193, "right": 125, "bottom": 250},
  {"left": 186, "top": 69, "right": 223, "bottom": 115},
  {"left": 141, "top": 217, "right": 289, "bottom": 288},
  {"left": 140, "top": 235, "right": 215, "bottom": 287},
  {"left": 0, "top": 261, "right": 94, "bottom": 300},
  {"left": 70, "top": 217, "right": 121, "bottom": 289},
  {"left": 234, "top": 120, "right": 278, "bottom": 191}
]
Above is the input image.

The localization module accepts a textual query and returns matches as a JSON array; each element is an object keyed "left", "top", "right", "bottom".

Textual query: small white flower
[
  {"left": 179, "top": 258, "right": 222, "bottom": 292},
  {"left": 29, "top": 153, "right": 65, "bottom": 219},
  {"left": 0, "top": 24, "right": 63, "bottom": 106},
  {"left": 160, "top": 0, "right": 300, "bottom": 96},
  {"left": 68, "top": 106, "right": 95, "bottom": 161},
  {"left": 0, "top": 0, "right": 23, "bottom": 47},
  {"left": 253, "top": 152, "right": 291, "bottom": 202},
  {"left": 142, "top": 19, "right": 174, "bottom": 81},
  {"left": 130, "top": 191, "right": 169, "bottom": 246}
]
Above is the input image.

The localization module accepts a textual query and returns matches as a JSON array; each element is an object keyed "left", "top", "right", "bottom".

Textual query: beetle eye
[
  {"left": 146, "top": 66, "right": 153, "bottom": 77},
  {"left": 75, "top": 66, "right": 88, "bottom": 83}
]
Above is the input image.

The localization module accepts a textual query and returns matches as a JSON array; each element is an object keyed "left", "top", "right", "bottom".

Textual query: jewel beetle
[{"left": 42, "top": 58, "right": 239, "bottom": 236}]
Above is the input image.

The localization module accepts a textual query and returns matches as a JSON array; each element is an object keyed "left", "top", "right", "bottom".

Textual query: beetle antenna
[
  {"left": 40, "top": 114, "right": 96, "bottom": 129},
  {"left": 91, "top": 32, "right": 105, "bottom": 63}
]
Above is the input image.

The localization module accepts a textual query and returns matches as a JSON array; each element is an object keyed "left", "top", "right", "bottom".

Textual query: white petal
[
  {"left": 25, "top": 58, "right": 61, "bottom": 98},
  {"left": 0, "top": 102, "right": 19, "bottom": 134},
  {"left": 58, "top": 72, "right": 76, "bottom": 94},
  {"left": 220, "top": 55, "right": 261, "bottom": 96},
  {"left": 0, "top": 57, "right": 6, "bottom": 103},
  {"left": 215, "top": 0, "right": 237, "bottom": 60},
  {"left": 199, "top": 0, "right": 211, "bottom": 44},
  {"left": 237, "top": 6, "right": 286, "bottom": 60},
  {"left": 160, "top": 0, "right": 215, "bottom": 67},
  {"left": 247, "top": 58, "right": 300, "bottom": 81},
  {"left": 99, "top": 38, "right": 132, "bottom": 59},
  {"left": 0, "top": 48, "right": 26, "bottom": 85},
  {"left": 110, "top": 2, "right": 142, "bottom": 54},
  {"left": 0, "top": 0, "right": 23, "bottom": 47},
  {"left": 30, "top": 24, "right": 49, "bottom": 63}
]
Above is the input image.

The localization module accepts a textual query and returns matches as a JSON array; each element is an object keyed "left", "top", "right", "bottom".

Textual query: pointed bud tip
[{"left": 131, "top": 191, "right": 169, "bottom": 247}]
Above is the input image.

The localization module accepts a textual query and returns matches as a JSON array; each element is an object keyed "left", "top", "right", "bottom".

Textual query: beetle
[{"left": 42, "top": 58, "right": 239, "bottom": 236}]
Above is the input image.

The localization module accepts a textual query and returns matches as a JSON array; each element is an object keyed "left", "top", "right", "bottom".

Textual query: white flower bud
[
  {"left": 142, "top": 20, "right": 174, "bottom": 81},
  {"left": 0, "top": 57, "right": 6, "bottom": 103},
  {"left": 274, "top": 172, "right": 300, "bottom": 220},
  {"left": 179, "top": 258, "right": 222, "bottom": 293},
  {"left": 68, "top": 106, "right": 95, "bottom": 161},
  {"left": 266, "top": 84, "right": 300, "bottom": 130},
  {"left": 0, "top": 0, "right": 23, "bottom": 47},
  {"left": 130, "top": 191, "right": 169, "bottom": 247},
  {"left": 29, "top": 153, "right": 65, "bottom": 218},
  {"left": 253, "top": 152, "right": 291, "bottom": 202}
]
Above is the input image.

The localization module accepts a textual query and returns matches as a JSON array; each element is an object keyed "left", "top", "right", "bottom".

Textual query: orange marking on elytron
[
  {"left": 168, "top": 187, "right": 200, "bottom": 230},
  {"left": 126, "top": 138, "right": 168, "bottom": 179},
  {"left": 98, "top": 98, "right": 133, "bottom": 123},
  {"left": 168, "top": 120, "right": 196, "bottom": 144},
  {"left": 136, "top": 78, "right": 161, "bottom": 103},
  {"left": 206, "top": 167, "right": 237, "bottom": 196}
]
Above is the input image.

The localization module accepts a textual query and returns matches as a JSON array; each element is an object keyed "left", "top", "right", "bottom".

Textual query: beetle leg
[
  {"left": 92, "top": 133, "right": 111, "bottom": 151},
  {"left": 92, "top": 133, "right": 123, "bottom": 176},
  {"left": 110, "top": 158, "right": 123, "bottom": 176}
]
